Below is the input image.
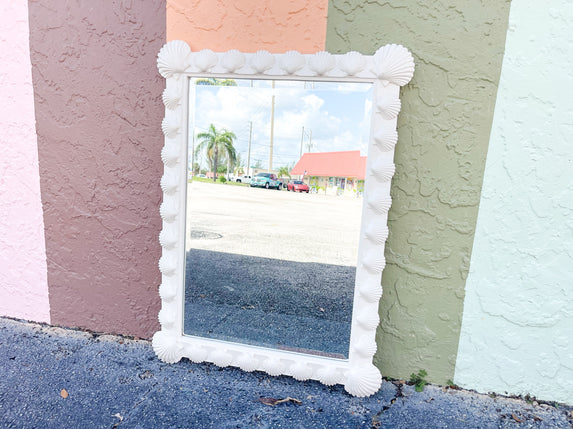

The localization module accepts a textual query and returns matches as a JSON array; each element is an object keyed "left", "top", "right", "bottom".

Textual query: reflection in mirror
[{"left": 184, "top": 79, "right": 373, "bottom": 359}]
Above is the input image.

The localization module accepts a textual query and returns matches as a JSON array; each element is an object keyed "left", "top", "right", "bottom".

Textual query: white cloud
[{"left": 191, "top": 80, "right": 373, "bottom": 169}]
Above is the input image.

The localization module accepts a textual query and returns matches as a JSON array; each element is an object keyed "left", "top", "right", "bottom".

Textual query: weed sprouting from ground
[{"left": 410, "top": 369, "right": 428, "bottom": 392}]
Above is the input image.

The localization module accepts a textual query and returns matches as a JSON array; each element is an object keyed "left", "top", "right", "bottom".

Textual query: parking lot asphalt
[
  {"left": 183, "top": 181, "right": 361, "bottom": 357},
  {"left": 2, "top": 317, "right": 572, "bottom": 428},
  {"left": 185, "top": 180, "right": 363, "bottom": 266}
]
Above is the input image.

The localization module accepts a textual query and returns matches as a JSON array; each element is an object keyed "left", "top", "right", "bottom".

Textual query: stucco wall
[
  {"left": 455, "top": 0, "right": 573, "bottom": 404},
  {"left": 28, "top": 1, "right": 166, "bottom": 338},
  {"left": 167, "top": 0, "right": 327, "bottom": 53},
  {"left": 326, "top": 1, "right": 511, "bottom": 383},
  {"left": 0, "top": 0, "right": 50, "bottom": 322}
]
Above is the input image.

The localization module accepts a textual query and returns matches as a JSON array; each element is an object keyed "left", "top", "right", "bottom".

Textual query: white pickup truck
[{"left": 234, "top": 175, "right": 251, "bottom": 184}]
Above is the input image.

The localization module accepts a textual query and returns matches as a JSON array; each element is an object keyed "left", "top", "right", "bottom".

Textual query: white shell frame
[{"left": 154, "top": 40, "right": 414, "bottom": 397}]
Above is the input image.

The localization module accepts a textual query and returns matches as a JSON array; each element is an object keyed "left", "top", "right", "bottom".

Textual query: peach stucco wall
[
  {"left": 0, "top": 0, "right": 50, "bottom": 322},
  {"left": 167, "top": 0, "right": 328, "bottom": 53}
]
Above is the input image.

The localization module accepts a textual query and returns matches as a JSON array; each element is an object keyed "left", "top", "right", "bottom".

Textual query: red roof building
[
  {"left": 290, "top": 151, "right": 366, "bottom": 179},
  {"left": 290, "top": 151, "right": 367, "bottom": 197}
]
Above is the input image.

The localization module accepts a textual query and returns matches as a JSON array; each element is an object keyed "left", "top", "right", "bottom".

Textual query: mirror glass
[{"left": 183, "top": 78, "right": 373, "bottom": 359}]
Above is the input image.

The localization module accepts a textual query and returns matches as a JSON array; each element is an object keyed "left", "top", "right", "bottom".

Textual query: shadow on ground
[{"left": 184, "top": 248, "right": 354, "bottom": 358}]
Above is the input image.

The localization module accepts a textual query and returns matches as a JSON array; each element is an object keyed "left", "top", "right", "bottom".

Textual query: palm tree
[
  {"left": 277, "top": 166, "right": 291, "bottom": 182},
  {"left": 195, "top": 124, "right": 237, "bottom": 182},
  {"left": 234, "top": 153, "right": 245, "bottom": 175}
]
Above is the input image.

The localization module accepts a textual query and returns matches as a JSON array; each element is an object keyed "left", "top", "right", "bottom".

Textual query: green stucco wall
[{"left": 326, "top": 0, "right": 511, "bottom": 383}]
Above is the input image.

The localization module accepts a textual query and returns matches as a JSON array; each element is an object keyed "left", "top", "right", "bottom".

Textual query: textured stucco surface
[
  {"left": 0, "top": 1, "right": 50, "bottom": 322},
  {"left": 455, "top": 0, "right": 573, "bottom": 405},
  {"left": 28, "top": 1, "right": 166, "bottom": 338},
  {"left": 326, "top": 1, "right": 511, "bottom": 383},
  {"left": 167, "top": 0, "right": 328, "bottom": 53}
]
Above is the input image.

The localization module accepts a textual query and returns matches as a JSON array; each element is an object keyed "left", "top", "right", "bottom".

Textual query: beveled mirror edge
[{"left": 153, "top": 41, "right": 414, "bottom": 397}]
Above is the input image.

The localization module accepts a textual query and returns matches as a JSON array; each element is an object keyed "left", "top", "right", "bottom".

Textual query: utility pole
[
  {"left": 306, "top": 129, "right": 313, "bottom": 152},
  {"left": 247, "top": 121, "right": 252, "bottom": 176},
  {"left": 268, "top": 80, "right": 275, "bottom": 172},
  {"left": 300, "top": 126, "right": 305, "bottom": 159}
]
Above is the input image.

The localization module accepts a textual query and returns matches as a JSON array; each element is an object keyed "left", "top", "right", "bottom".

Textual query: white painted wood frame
[{"left": 154, "top": 41, "right": 414, "bottom": 397}]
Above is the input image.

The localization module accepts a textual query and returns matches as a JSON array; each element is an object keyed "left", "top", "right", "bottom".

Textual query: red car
[{"left": 287, "top": 180, "right": 309, "bottom": 193}]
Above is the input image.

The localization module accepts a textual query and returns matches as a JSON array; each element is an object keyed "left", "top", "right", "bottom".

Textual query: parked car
[
  {"left": 250, "top": 173, "right": 282, "bottom": 190},
  {"left": 235, "top": 175, "right": 251, "bottom": 184},
  {"left": 287, "top": 180, "right": 309, "bottom": 193}
]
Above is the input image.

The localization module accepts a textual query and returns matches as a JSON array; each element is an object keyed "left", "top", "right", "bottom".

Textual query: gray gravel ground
[
  {"left": 1, "top": 317, "right": 571, "bottom": 428},
  {"left": 184, "top": 181, "right": 361, "bottom": 359}
]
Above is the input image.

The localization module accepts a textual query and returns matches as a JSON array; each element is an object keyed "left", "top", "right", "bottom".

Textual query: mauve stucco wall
[
  {"left": 167, "top": 0, "right": 327, "bottom": 53},
  {"left": 455, "top": 0, "right": 573, "bottom": 404},
  {"left": 28, "top": 1, "right": 166, "bottom": 338},
  {"left": 0, "top": 1, "right": 50, "bottom": 322},
  {"left": 325, "top": 1, "right": 511, "bottom": 383}
]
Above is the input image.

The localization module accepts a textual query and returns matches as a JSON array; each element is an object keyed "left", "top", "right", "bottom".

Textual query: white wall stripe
[
  {"left": 0, "top": 0, "right": 50, "bottom": 322},
  {"left": 454, "top": 0, "right": 573, "bottom": 404}
]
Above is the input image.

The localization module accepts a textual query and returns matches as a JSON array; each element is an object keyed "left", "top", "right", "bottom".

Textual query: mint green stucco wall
[
  {"left": 326, "top": 1, "right": 511, "bottom": 383},
  {"left": 455, "top": 0, "right": 573, "bottom": 404}
]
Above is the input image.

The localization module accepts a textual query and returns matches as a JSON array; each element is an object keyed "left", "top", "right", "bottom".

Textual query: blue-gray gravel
[{"left": 0, "top": 317, "right": 571, "bottom": 428}]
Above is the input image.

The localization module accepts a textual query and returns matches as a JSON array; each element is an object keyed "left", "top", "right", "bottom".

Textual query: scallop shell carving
[
  {"left": 362, "top": 253, "right": 386, "bottom": 274},
  {"left": 309, "top": 51, "right": 336, "bottom": 76},
  {"left": 237, "top": 353, "right": 259, "bottom": 372},
  {"left": 367, "top": 192, "right": 392, "bottom": 214},
  {"left": 344, "top": 366, "right": 382, "bottom": 397},
  {"left": 251, "top": 50, "right": 275, "bottom": 73},
  {"left": 373, "top": 44, "right": 415, "bottom": 86},
  {"left": 364, "top": 224, "right": 389, "bottom": 245},
  {"left": 359, "top": 279, "right": 383, "bottom": 302},
  {"left": 157, "top": 40, "right": 191, "bottom": 79},
  {"left": 187, "top": 346, "right": 208, "bottom": 363},
  {"left": 221, "top": 49, "right": 246, "bottom": 73},
  {"left": 161, "top": 142, "right": 179, "bottom": 166},
  {"left": 280, "top": 51, "right": 306, "bottom": 74},
  {"left": 158, "top": 254, "right": 177, "bottom": 276},
  {"left": 210, "top": 350, "right": 233, "bottom": 367},
  {"left": 338, "top": 51, "right": 366, "bottom": 76},
  {"left": 159, "top": 280, "right": 177, "bottom": 301},
  {"left": 193, "top": 49, "right": 218, "bottom": 72},
  {"left": 376, "top": 96, "right": 401, "bottom": 120},
  {"left": 162, "top": 88, "right": 181, "bottom": 110},
  {"left": 291, "top": 362, "right": 313, "bottom": 381},
  {"left": 353, "top": 336, "right": 378, "bottom": 358},
  {"left": 159, "top": 198, "right": 178, "bottom": 222},
  {"left": 183, "top": 344, "right": 207, "bottom": 363},
  {"left": 262, "top": 359, "right": 284, "bottom": 377},
  {"left": 152, "top": 331, "right": 182, "bottom": 363},
  {"left": 160, "top": 171, "right": 179, "bottom": 194},
  {"left": 373, "top": 129, "right": 398, "bottom": 152},
  {"left": 161, "top": 117, "right": 180, "bottom": 139},
  {"left": 159, "top": 227, "right": 178, "bottom": 249},
  {"left": 317, "top": 367, "right": 341, "bottom": 386},
  {"left": 158, "top": 307, "right": 176, "bottom": 328},
  {"left": 370, "top": 160, "right": 395, "bottom": 182},
  {"left": 356, "top": 311, "right": 380, "bottom": 330}
]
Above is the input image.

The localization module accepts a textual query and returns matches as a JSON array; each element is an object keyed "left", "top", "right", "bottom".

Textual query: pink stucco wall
[
  {"left": 0, "top": 1, "right": 50, "bottom": 322},
  {"left": 167, "top": 0, "right": 328, "bottom": 53},
  {"left": 28, "top": 1, "right": 166, "bottom": 338}
]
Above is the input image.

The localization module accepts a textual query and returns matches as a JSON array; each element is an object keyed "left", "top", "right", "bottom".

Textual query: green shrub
[{"left": 218, "top": 176, "right": 227, "bottom": 183}]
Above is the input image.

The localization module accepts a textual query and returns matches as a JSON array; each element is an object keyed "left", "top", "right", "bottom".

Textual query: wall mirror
[{"left": 154, "top": 41, "right": 414, "bottom": 397}]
